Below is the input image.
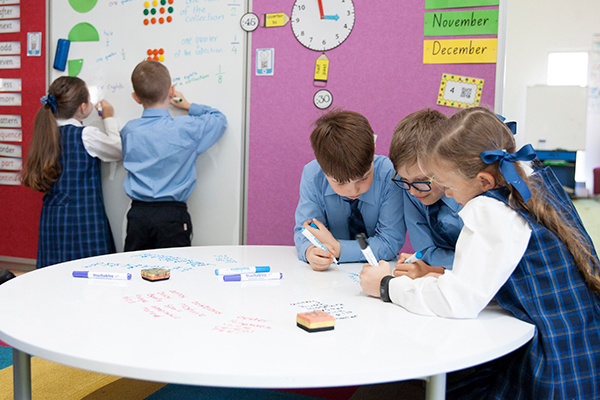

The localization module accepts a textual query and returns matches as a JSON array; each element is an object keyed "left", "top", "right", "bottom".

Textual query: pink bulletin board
[{"left": 247, "top": 1, "right": 499, "bottom": 246}]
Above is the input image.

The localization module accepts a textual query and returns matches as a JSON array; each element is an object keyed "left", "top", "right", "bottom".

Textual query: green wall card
[
  {"left": 424, "top": 9, "right": 498, "bottom": 36},
  {"left": 425, "top": 0, "right": 499, "bottom": 9}
]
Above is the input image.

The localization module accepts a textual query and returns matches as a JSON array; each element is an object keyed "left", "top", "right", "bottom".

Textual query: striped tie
[{"left": 346, "top": 199, "right": 367, "bottom": 239}]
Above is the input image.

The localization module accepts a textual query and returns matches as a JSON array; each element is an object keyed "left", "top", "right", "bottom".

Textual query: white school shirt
[
  {"left": 57, "top": 117, "right": 121, "bottom": 162},
  {"left": 388, "top": 195, "right": 532, "bottom": 319}
]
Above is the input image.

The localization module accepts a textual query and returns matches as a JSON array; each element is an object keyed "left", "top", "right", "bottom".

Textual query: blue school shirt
[
  {"left": 454, "top": 167, "right": 600, "bottom": 399},
  {"left": 403, "top": 192, "right": 463, "bottom": 269},
  {"left": 294, "top": 155, "right": 405, "bottom": 263},
  {"left": 121, "top": 104, "right": 227, "bottom": 202},
  {"left": 37, "top": 124, "right": 116, "bottom": 268}
]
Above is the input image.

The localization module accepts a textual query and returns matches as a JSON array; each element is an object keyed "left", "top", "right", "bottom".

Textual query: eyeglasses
[{"left": 391, "top": 173, "right": 434, "bottom": 192}]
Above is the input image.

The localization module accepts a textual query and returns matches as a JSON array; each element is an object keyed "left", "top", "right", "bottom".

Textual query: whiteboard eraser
[{"left": 53, "top": 39, "right": 70, "bottom": 71}]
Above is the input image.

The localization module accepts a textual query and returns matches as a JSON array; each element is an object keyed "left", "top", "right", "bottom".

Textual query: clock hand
[
  {"left": 323, "top": 14, "right": 339, "bottom": 21},
  {"left": 318, "top": 0, "right": 324, "bottom": 19}
]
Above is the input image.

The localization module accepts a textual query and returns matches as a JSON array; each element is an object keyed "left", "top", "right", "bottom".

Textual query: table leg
[
  {"left": 425, "top": 373, "right": 446, "bottom": 400},
  {"left": 12, "top": 349, "right": 31, "bottom": 400}
]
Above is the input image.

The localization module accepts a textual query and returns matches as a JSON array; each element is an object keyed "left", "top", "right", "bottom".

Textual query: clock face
[{"left": 291, "top": 0, "right": 355, "bottom": 51}]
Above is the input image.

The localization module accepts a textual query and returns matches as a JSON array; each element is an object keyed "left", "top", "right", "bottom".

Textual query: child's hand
[
  {"left": 303, "top": 218, "right": 341, "bottom": 259},
  {"left": 97, "top": 100, "right": 114, "bottom": 119},
  {"left": 305, "top": 245, "right": 336, "bottom": 271},
  {"left": 170, "top": 90, "right": 191, "bottom": 111},
  {"left": 359, "top": 261, "right": 392, "bottom": 298},
  {"left": 394, "top": 258, "right": 445, "bottom": 279}
]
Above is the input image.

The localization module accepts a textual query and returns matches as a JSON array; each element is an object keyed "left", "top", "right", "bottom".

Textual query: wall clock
[{"left": 291, "top": 0, "right": 355, "bottom": 51}]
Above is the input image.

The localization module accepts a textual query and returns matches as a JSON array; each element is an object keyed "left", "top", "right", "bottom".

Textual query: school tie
[
  {"left": 428, "top": 201, "right": 457, "bottom": 247},
  {"left": 346, "top": 199, "right": 367, "bottom": 239}
]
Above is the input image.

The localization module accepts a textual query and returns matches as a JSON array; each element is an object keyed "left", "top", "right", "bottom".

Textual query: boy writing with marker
[
  {"left": 294, "top": 109, "right": 405, "bottom": 270},
  {"left": 121, "top": 60, "right": 227, "bottom": 251},
  {"left": 388, "top": 109, "right": 463, "bottom": 278}
]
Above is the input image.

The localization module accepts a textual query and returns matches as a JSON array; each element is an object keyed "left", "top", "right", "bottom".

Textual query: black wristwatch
[{"left": 380, "top": 275, "right": 393, "bottom": 302}]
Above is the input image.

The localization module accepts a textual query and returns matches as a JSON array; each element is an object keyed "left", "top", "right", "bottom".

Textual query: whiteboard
[
  {"left": 50, "top": 0, "right": 248, "bottom": 250},
  {"left": 524, "top": 85, "right": 588, "bottom": 151}
]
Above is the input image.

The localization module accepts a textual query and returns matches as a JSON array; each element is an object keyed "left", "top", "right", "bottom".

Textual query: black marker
[{"left": 355, "top": 233, "right": 378, "bottom": 266}]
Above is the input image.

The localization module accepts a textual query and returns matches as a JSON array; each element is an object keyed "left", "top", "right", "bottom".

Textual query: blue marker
[
  {"left": 301, "top": 226, "right": 339, "bottom": 264},
  {"left": 223, "top": 272, "right": 283, "bottom": 282},
  {"left": 215, "top": 266, "right": 270, "bottom": 276},
  {"left": 404, "top": 252, "right": 423, "bottom": 264},
  {"left": 73, "top": 271, "right": 131, "bottom": 280}
]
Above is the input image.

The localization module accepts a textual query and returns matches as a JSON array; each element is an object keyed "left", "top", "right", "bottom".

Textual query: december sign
[{"left": 423, "top": 38, "right": 497, "bottom": 64}]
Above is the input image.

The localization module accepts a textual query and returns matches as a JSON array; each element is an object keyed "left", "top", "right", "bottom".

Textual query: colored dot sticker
[
  {"left": 159, "top": 48, "right": 164, "bottom": 54},
  {"left": 168, "top": 6, "right": 173, "bottom": 13},
  {"left": 143, "top": 8, "right": 149, "bottom": 15},
  {"left": 167, "top": 16, "right": 172, "bottom": 22},
  {"left": 168, "top": 0, "right": 173, "bottom": 3},
  {"left": 152, "top": 0, "right": 157, "bottom": 5},
  {"left": 151, "top": 17, "right": 156, "bottom": 23},
  {"left": 144, "top": 1, "right": 149, "bottom": 7},
  {"left": 147, "top": 49, "right": 153, "bottom": 55},
  {"left": 161, "top": 0, "right": 166, "bottom": 4},
  {"left": 151, "top": 8, "right": 156, "bottom": 14},
  {"left": 160, "top": 7, "right": 165, "bottom": 13},
  {"left": 144, "top": 19, "right": 149, "bottom": 25},
  {"left": 159, "top": 17, "right": 164, "bottom": 23}
]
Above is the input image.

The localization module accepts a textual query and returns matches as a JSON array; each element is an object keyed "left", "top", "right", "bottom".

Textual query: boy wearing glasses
[
  {"left": 294, "top": 109, "right": 406, "bottom": 271},
  {"left": 389, "top": 109, "right": 463, "bottom": 278}
]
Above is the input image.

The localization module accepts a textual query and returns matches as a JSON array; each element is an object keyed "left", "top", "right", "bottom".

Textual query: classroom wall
[
  {"left": 503, "top": 0, "right": 600, "bottom": 192},
  {"left": 246, "top": 1, "right": 499, "bottom": 246}
]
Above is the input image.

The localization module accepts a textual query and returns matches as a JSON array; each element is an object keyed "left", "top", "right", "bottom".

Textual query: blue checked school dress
[
  {"left": 449, "top": 167, "right": 600, "bottom": 399},
  {"left": 37, "top": 124, "right": 116, "bottom": 268}
]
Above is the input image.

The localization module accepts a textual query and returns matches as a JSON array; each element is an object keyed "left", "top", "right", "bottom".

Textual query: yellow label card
[
  {"left": 314, "top": 53, "right": 329, "bottom": 87},
  {"left": 437, "top": 73, "right": 484, "bottom": 108},
  {"left": 263, "top": 13, "right": 290, "bottom": 28},
  {"left": 423, "top": 38, "right": 497, "bottom": 64}
]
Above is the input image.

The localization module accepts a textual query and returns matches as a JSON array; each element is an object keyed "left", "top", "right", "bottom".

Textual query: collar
[
  {"left": 141, "top": 108, "right": 171, "bottom": 118},
  {"left": 56, "top": 118, "right": 83, "bottom": 127},
  {"left": 324, "top": 179, "right": 377, "bottom": 207}
]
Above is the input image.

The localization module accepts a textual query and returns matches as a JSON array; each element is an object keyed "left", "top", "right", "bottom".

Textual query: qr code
[{"left": 460, "top": 88, "right": 472, "bottom": 98}]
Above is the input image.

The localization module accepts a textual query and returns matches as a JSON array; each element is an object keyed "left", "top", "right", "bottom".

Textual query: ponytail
[{"left": 22, "top": 77, "right": 89, "bottom": 193}]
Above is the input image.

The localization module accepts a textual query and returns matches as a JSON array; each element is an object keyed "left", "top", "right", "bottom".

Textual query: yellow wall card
[
  {"left": 424, "top": 38, "right": 497, "bottom": 64},
  {"left": 437, "top": 73, "right": 484, "bottom": 108}
]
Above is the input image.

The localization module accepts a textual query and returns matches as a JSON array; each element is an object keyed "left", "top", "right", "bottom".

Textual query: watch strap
[{"left": 380, "top": 275, "right": 394, "bottom": 302}]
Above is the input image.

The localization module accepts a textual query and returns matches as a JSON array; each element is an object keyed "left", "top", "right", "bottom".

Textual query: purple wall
[{"left": 247, "top": 1, "right": 497, "bottom": 246}]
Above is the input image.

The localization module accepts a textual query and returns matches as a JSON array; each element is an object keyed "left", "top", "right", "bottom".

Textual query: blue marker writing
[
  {"left": 355, "top": 233, "right": 378, "bottom": 267},
  {"left": 223, "top": 272, "right": 283, "bottom": 282},
  {"left": 215, "top": 266, "right": 270, "bottom": 276},
  {"left": 301, "top": 226, "right": 339, "bottom": 264},
  {"left": 404, "top": 252, "right": 423, "bottom": 264},
  {"left": 73, "top": 271, "right": 131, "bottom": 280}
]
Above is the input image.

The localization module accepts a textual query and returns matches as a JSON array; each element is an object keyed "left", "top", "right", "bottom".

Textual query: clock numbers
[
  {"left": 314, "top": 89, "right": 333, "bottom": 109},
  {"left": 291, "top": 0, "right": 355, "bottom": 52}
]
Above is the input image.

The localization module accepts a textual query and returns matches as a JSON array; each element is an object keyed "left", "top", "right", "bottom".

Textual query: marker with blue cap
[
  {"left": 404, "top": 252, "right": 422, "bottom": 264},
  {"left": 73, "top": 271, "right": 131, "bottom": 280},
  {"left": 223, "top": 272, "right": 283, "bottom": 282},
  {"left": 215, "top": 266, "right": 270, "bottom": 276},
  {"left": 301, "top": 223, "right": 339, "bottom": 264}
]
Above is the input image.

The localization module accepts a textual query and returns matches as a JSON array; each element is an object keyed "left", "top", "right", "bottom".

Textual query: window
[{"left": 547, "top": 52, "right": 589, "bottom": 86}]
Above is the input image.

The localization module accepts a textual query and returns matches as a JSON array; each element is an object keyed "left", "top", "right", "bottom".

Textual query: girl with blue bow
[
  {"left": 22, "top": 76, "right": 121, "bottom": 268},
  {"left": 360, "top": 107, "right": 600, "bottom": 399}
]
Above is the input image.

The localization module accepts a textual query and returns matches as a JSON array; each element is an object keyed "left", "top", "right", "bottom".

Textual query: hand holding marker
[
  {"left": 404, "top": 252, "right": 422, "bottom": 264},
  {"left": 355, "top": 233, "right": 378, "bottom": 267},
  {"left": 301, "top": 222, "right": 339, "bottom": 264}
]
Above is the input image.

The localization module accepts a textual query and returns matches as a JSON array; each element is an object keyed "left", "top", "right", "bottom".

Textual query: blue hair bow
[
  {"left": 480, "top": 144, "right": 536, "bottom": 203},
  {"left": 40, "top": 94, "right": 57, "bottom": 114},
  {"left": 496, "top": 114, "right": 517, "bottom": 135}
]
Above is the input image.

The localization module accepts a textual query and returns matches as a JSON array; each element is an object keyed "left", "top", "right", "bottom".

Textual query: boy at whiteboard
[
  {"left": 388, "top": 109, "right": 463, "bottom": 279},
  {"left": 294, "top": 109, "right": 405, "bottom": 270},
  {"left": 121, "top": 60, "right": 227, "bottom": 251}
]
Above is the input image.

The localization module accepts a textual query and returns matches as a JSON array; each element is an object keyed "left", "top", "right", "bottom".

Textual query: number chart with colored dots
[
  {"left": 50, "top": 0, "right": 248, "bottom": 250},
  {"left": 143, "top": 0, "right": 174, "bottom": 26}
]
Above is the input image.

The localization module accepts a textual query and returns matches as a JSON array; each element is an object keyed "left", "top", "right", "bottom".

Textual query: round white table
[{"left": 0, "top": 246, "right": 535, "bottom": 400}]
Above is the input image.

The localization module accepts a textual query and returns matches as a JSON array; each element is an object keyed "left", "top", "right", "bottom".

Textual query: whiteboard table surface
[{"left": 0, "top": 246, "right": 534, "bottom": 389}]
